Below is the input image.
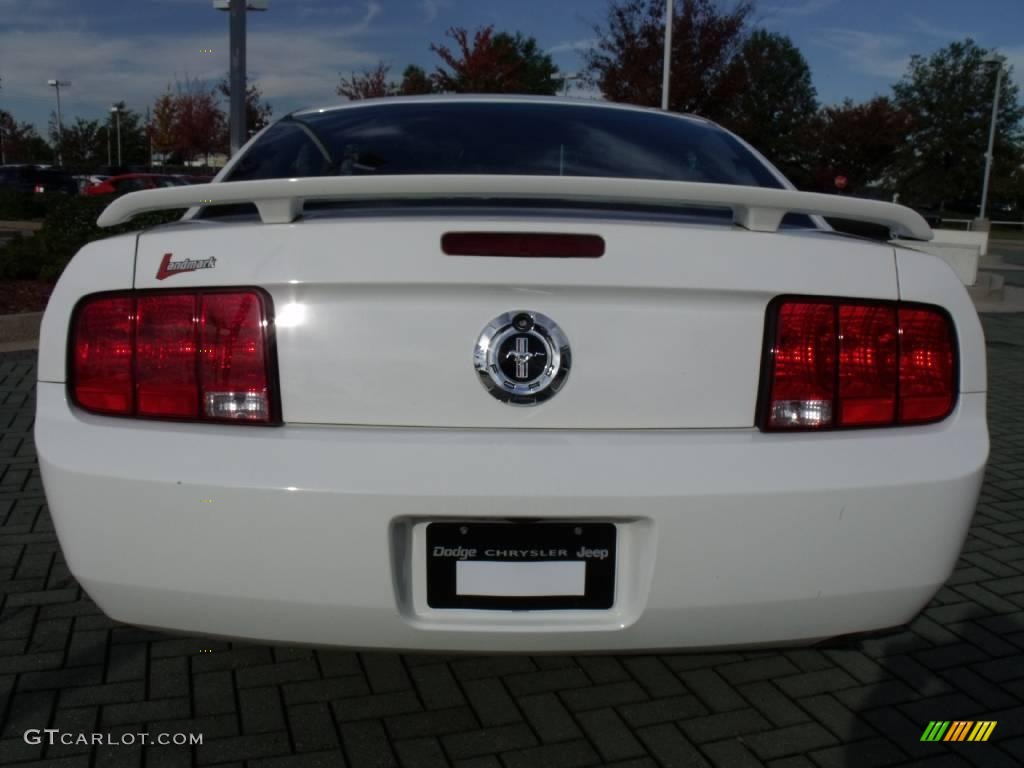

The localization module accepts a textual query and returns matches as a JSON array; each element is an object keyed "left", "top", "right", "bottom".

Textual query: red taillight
[
  {"left": 442, "top": 232, "right": 605, "bottom": 258},
  {"left": 837, "top": 304, "right": 898, "bottom": 427},
  {"left": 768, "top": 302, "right": 835, "bottom": 428},
  {"left": 33, "top": 184, "right": 45, "bottom": 194},
  {"left": 898, "top": 307, "right": 956, "bottom": 424},
  {"left": 761, "top": 298, "right": 956, "bottom": 430},
  {"left": 71, "top": 290, "right": 277, "bottom": 424},
  {"left": 72, "top": 297, "right": 134, "bottom": 415}
]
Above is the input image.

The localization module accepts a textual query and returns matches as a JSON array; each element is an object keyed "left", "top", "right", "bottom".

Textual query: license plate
[{"left": 426, "top": 522, "right": 616, "bottom": 609}]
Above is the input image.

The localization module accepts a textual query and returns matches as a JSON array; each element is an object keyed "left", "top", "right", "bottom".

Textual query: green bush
[
  {"left": 0, "top": 189, "right": 52, "bottom": 221},
  {"left": 0, "top": 194, "right": 184, "bottom": 281},
  {"left": 0, "top": 234, "right": 44, "bottom": 280}
]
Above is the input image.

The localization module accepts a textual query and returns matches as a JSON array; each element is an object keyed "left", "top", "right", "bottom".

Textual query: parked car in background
[
  {"left": 37, "top": 96, "right": 987, "bottom": 652},
  {"left": 0, "top": 165, "right": 79, "bottom": 195},
  {"left": 83, "top": 173, "right": 190, "bottom": 196}
]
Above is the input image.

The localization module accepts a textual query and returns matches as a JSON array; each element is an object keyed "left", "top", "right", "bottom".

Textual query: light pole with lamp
[
  {"left": 0, "top": 76, "right": 5, "bottom": 165},
  {"left": 110, "top": 103, "right": 124, "bottom": 167},
  {"left": 975, "top": 52, "right": 1007, "bottom": 231},
  {"left": 213, "top": 0, "right": 268, "bottom": 157},
  {"left": 661, "top": 0, "right": 673, "bottom": 110},
  {"left": 47, "top": 79, "right": 71, "bottom": 165}
]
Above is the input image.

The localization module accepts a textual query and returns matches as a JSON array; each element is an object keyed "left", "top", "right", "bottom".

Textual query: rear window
[{"left": 227, "top": 102, "right": 784, "bottom": 188}]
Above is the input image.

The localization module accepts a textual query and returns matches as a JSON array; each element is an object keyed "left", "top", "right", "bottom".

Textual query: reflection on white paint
[{"left": 276, "top": 302, "right": 307, "bottom": 328}]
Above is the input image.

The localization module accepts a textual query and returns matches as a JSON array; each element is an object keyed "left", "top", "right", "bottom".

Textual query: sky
[{"left": 1, "top": 0, "right": 1022, "bottom": 134}]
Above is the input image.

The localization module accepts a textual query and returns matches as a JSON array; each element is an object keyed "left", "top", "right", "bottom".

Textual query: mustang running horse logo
[{"left": 505, "top": 337, "right": 544, "bottom": 379}]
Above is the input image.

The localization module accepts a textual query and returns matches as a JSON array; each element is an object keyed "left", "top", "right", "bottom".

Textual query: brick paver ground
[{"left": 1, "top": 314, "right": 1023, "bottom": 767}]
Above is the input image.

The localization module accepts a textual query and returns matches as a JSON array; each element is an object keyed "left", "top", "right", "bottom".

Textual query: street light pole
[
  {"left": 111, "top": 105, "right": 123, "bottom": 167},
  {"left": 214, "top": 0, "right": 268, "bottom": 157},
  {"left": 661, "top": 0, "right": 673, "bottom": 110},
  {"left": 47, "top": 79, "right": 71, "bottom": 165},
  {"left": 229, "top": 0, "right": 246, "bottom": 156},
  {"left": 977, "top": 52, "right": 1006, "bottom": 229}
]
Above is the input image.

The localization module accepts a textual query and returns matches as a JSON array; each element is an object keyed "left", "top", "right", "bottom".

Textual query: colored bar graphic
[
  {"left": 921, "top": 721, "right": 997, "bottom": 742},
  {"left": 945, "top": 721, "right": 971, "bottom": 741},
  {"left": 921, "top": 721, "right": 949, "bottom": 741},
  {"left": 968, "top": 722, "right": 997, "bottom": 742}
]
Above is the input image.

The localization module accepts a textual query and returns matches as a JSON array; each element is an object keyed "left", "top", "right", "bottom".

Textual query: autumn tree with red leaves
[
  {"left": 430, "top": 26, "right": 561, "bottom": 94},
  {"left": 149, "top": 79, "right": 225, "bottom": 164},
  {"left": 337, "top": 62, "right": 397, "bottom": 100},
  {"left": 217, "top": 75, "right": 274, "bottom": 139},
  {"left": 585, "top": 0, "right": 752, "bottom": 118},
  {"left": 808, "top": 97, "right": 913, "bottom": 194}
]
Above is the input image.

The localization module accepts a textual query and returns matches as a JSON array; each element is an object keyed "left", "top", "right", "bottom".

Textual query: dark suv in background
[{"left": 0, "top": 165, "right": 79, "bottom": 195}]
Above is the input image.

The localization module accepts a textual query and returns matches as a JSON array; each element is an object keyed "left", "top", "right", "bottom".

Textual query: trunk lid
[{"left": 134, "top": 215, "right": 897, "bottom": 428}]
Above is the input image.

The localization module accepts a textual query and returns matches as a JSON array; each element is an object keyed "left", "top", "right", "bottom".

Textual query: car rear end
[
  {"left": 35, "top": 98, "right": 988, "bottom": 651},
  {"left": 0, "top": 166, "right": 78, "bottom": 195}
]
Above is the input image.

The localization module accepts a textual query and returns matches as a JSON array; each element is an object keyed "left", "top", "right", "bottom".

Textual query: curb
[{"left": 0, "top": 312, "right": 43, "bottom": 343}]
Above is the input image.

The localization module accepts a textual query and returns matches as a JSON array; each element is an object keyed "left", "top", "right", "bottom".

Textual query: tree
[
  {"left": 807, "top": 97, "right": 913, "bottom": 194},
  {"left": 216, "top": 75, "right": 273, "bottom": 139},
  {"left": 150, "top": 81, "right": 216, "bottom": 164},
  {"left": 891, "top": 39, "right": 1024, "bottom": 212},
  {"left": 50, "top": 117, "right": 104, "bottom": 167},
  {"left": 150, "top": 87, "right": 178, "bottom": 159},
  {"left": 186, "top": 85, "right": 225, "bottom": 164},
  {"left": 585, "top": 0, "right": 753, "bottom": 118},
  {"left": 718, "top": 30, "right": 818, "bottom": 184},
  {"left": 337, "top": 62, "right": 396, "bottom": 100},
  {"left": 399, "top": 65, "right": 435, "bottom": 96},
  {"left": 430, "top": 26, "right": 562, "bottom": 94},
  {"left": 492, "top": 31, "right": 562, "bottom": 94},
  {"left": 152, "top": 78, "right": 226, "bottom": 165},
  {"left": 107, "top": 103, "right": 150, "bottom": 167},
  {"left": 0, "top": 110, "right": 50, "bottom": 164}
]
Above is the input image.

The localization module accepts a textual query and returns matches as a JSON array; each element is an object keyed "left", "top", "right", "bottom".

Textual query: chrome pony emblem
[
  {"left": 474, "top": 311, "right": 571, "bottom": 405},
  {"left": 506, "top": 337, "right": 546, "bottom": 379}
]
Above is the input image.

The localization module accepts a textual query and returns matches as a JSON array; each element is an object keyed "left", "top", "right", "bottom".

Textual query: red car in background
[{"left": 82, "top": 173, "right": 191, "bottom": 196}]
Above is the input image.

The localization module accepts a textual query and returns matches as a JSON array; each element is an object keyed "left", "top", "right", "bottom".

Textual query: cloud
[
  {"left": 763, "top": 0, "right": 837, "bottom": 17},
  {"left": 417, "top": 0, "right": 453, "bottom": 24},
  {"left": 548, "top": 38, "right": 598, "bottom": 55},
  {"left": 909, "top": 16, "right": 972, "bottom": 41},
  {"left": 296, "top": 0, "right": 381, "bottom": 33},
  {"left": 0, "top": 22, "right": 384, "bottom": 130},
  {"left": 815, "top": 28, "right": 911, "bottom": 79}
]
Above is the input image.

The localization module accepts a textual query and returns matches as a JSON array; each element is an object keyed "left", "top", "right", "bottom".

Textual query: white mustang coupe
[{"left": 36, "top": 96, "right": 987, "bottom": 652}]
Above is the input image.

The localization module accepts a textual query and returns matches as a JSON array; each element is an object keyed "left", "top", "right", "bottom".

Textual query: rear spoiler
[{"left": 96, "top": 175, "right": 933, "bottom": 240}]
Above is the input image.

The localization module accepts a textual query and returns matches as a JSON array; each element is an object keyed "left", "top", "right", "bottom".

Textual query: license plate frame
[{"left": 426, "top": 522, "right": 616, "bottom": 610}]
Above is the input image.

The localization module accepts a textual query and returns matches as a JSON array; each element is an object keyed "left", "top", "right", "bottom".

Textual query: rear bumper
[{"left": 36, "top": 383, "right": 987, "bottom": 652}]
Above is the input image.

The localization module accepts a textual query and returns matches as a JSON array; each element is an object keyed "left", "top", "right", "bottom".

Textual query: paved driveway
[{"left": 1, "top": 314, "right": 1023, "bottom": 768}]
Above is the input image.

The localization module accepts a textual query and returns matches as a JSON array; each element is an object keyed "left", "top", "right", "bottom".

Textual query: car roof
[
  {"left": 105, "top": 173, "right": 170, "bottom": 181},
  {"left": 290, "top": 94, "right": 715, "bottom": 128}
]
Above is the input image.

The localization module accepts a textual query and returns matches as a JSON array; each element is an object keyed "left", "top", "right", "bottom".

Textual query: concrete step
[{"left": 968, "top": 271, "right": 1005, "bottom": 302}]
